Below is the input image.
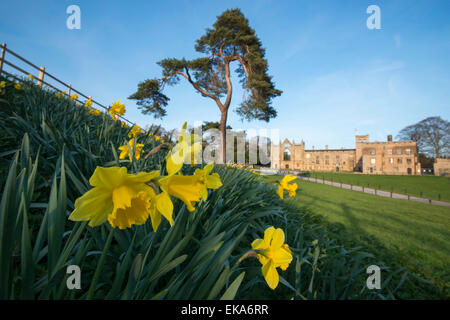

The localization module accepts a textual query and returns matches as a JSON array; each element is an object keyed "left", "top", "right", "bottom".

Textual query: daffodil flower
[
  {"left": 71, "top": 93, "right": 78, "bottom": 100},
  {"left": 89, "top": 108, "right": 101, "bottom": 116},
  {"left": 68, "top": 166, "right": 160, "bottom": 229},
  {"left": 193, "top": 163, "right": 222, "bottom": 200},
  {"left": 157, "top": 163, "right": 222, "bottom": 212},
  {"left": 157, "top": 174, "right": 203, "bottom": 212},
  {"left": 0, "top": 81, "right": 5, "bottom": 89},
  {"left": 118, "top": 138, "right": 144, "bottom": 161},
  {"left": 28, "top": 74, "right": 34, "bottom": 80},
  {"left": 277, "top": 174, "right": 298, "bottom": 199},
  {"left": 85, "top": 98, "right": 92, "bottom": 107},
  {"left": 251, "top": 226, "right": 293, "bottom": 290},
  {"left": 14, "top": 83, "right": 21, "bottom": 90},
  {"left": 128, "top": 124, "right": 142, "bottom": 138},
  {"left": 156, "top": 122, "right": 221, "bottom": 213},
  {"left": 109, "top": 99, "right": 126, "bottom": 121},
  {"left": 166, "top": 122, "right": 202, "bottom": 174}
]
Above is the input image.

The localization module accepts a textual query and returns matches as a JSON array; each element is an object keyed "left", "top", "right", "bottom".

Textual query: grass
[
  {"left": 264, "top": 175, "right": 450, "bottom": 298},
  {"left": 1, "top": 75, "right": 414, "bottom": 300},
  {"left": 300, "top": 171, "right": 450, "bottom": 202}
]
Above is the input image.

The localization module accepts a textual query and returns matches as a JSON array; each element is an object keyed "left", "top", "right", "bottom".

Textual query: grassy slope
[
  {"left": 301, "top": 171, "right": 450, "bottom": 202},
  {"left": 264, "top": 175, "right": 450, "bottom": 297},
  {"left": 2, "top": 77, "right": 413, "bottom": 300}
]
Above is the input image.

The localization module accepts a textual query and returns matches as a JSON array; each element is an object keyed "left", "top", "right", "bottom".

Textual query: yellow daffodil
[
  {"left": 166, "top": 122, "right": 202, "bottom": 174},
  {"left": 0, "top": 81, "right": 5, "bottom": 89},
  {"left": 71, "top": 93, "right": 78, "bottom": 100},
  {"left": 251, "top": 226, "right": 293, "bottom": 290},
  {"left": 277, "top": 174, "right": 298, "bottom": 199},
  {"left": 28, "top": 74, "right": 34, "bottom": 80},
  {"left": 118, "top": 138, "right": 144, "bottom": 161},
  {"left": 109, "top": 99, "right": 126, "bottom": 121},
  {"left": 68, "top": 166, "right": 160, "bottom": 229},
  {"left": 14, "top": 83, "right": 21, "bottom": 90},
  {"left": 157, "top": 174, "right": 203, "bottom": 212},
  {"left": 157, "top": 163, "right": 222, "bottom": 212},
  {"left": 56, "top": 92, "right": 62, "bottom": 98},
  {"left": 85, "top": 98, "right": 92, "bottom": 107},
  {"left": 89, "top": 108, "right": 101, "bottom": 116},
  {"left": 128, "top": 124, "right": 142, "bottom": 138},
  {"left": 155, "top": 135, "right": 161, "bottom": 141},
  {"left": 193, "top": 163, "right": 222, "bottom": 200}
]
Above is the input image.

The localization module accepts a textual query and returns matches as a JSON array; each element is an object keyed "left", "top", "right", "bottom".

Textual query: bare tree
[{"left": 397, "top": 116, "right": 450, "bottom": 158}]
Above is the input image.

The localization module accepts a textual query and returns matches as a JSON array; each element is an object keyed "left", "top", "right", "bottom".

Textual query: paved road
[{"left": 298, "top": 176, "right": 450, "bottom": 207}]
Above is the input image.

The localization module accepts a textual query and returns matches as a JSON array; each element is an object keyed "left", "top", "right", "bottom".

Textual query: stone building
[
  {"left": 434, "top": 158, "right": 450, "bottom": 176},
  {"left": 271, "top": 134, "right": 421, "bottom": 175}
]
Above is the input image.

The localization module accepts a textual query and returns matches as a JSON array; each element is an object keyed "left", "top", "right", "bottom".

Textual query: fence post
[
  {"left": 438, "top": 194, "right": 441, "bottom": 201},
  {"left": 68, "top": 84, "right": 72, "bottom": 96},
  {"left": 0, "top": 43, "right": 5, "bottom": 73},
  {"left": 38, "top": 66, "right": 45, "bottom": 87}
]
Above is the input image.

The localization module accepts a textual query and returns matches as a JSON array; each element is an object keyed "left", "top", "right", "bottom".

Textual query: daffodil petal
[
  {"left": 206, "top": 173, "right": 222, "bottom": 189},
  {"left": 89, "top": 166, "right": 127, "bottom": 188},
  {"left": 270, "top": 228, "right": 285, "bottom": 249},
  {"left": 156, "top": 192, "right": 174, "bottom": 226},
  {"left": 69, "top": 187, "right": 113, "bottom": 227},
  {"left": 262, "top": 260, "right": 279, "bottom": 290}
]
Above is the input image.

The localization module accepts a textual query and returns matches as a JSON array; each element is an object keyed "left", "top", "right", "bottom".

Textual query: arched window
[{"left": 283, "top": 149, "right": 291, "bottom": 161}]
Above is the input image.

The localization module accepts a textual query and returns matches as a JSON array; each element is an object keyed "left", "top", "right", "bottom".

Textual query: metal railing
[{"left": 0, "top": 43, "right": 136, "bottom": 127}]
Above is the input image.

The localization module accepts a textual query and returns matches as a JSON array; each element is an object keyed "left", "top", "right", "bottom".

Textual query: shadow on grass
[{"left": 293, "top": 198, "right": 447, "bottom": 300}]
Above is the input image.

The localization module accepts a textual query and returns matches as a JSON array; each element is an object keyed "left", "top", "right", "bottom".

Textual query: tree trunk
[{"left": 219, "top": 110, "right": 228, "bottom": 163}]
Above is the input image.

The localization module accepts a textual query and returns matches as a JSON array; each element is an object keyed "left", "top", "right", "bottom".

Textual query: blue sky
[{"left": 1, "top": 0, "right": 449, "bottom": 149}]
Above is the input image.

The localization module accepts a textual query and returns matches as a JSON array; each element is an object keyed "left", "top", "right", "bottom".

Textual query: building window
[
  {"left": 370, "top": 149, "right": 376, "bottom": 155},
  {"left": 325, "top": 156, "right": 329, "bottom": 165},
  {"left": 406, "top": 149, "right": 411, "bottom": 155},
  {"left": 371, "top": 158, "right": 376, "bottom": 164},
  {"left": 336, "top": 155, "right": 340, "bottom": 165},
  {"left": 285, "top": 164, "right": 289, "bottom": 169},
  {"left": 316, "top": 156, "right": 319, "bottom": 164},
  {"left": 389, "top": 158, "right": 393, "bottom": 164},
  {"left": 397, "top": 149, "right": 402, "bottom": 155},
  {"left": 397, "top": 158, "right": 402, "bottom": 164},
  {"left": 388, "top": 149, "right": 392, "bottom": 155},
  {"left": 349, "top": 160, "right": 354, "bottom": 167},
  {"left": 283, "top": 149, "right": 291, "bottom": 161},
  {"left": 407, "top": 158, "right": 412, "bottom": 164},
  {"left": 306, "top": 153, "right": 311, "bottom": 159}
]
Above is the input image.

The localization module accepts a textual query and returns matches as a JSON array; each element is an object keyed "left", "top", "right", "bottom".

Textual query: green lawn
[
  {"left": 300, "top": 171, "right": 450, "bottom": 202},
  {"left": 264, "top": 175, "right": 450, "bottom": 297}
]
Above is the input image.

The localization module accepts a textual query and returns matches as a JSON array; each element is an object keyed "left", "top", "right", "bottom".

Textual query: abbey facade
[{"left": 270, "top": 135, "right": 421, "bottom": 175}]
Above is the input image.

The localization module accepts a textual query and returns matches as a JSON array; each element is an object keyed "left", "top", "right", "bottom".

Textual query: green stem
[{"left": 86, "top": 227, "right": 115, "bottom": 300}]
